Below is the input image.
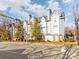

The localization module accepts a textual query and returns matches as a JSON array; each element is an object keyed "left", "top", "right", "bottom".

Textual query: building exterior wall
[
  {"left": 40, "top": 17, "right": 47, "bottom": 35},
  {"left": 41, "top": 10, "right": 65, "bottom": 41},
  {"left": 23, "top": 21, "right": 28, "bottom": 40},
  {"left": 45, "top": 34, "right": 64, "bottom": 41}
]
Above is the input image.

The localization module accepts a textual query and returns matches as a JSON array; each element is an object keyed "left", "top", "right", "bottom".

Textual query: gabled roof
[
  {"left": 41, "top": 16, "right": 48, "bottom": 22},
  {"left": 27, "top": 9, "right": 65, "bottom": 24}
]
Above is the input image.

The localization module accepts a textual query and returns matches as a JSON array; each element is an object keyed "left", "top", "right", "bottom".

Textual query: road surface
[{"left": 0, "top": 42, "right": 79, "bottom": 59}]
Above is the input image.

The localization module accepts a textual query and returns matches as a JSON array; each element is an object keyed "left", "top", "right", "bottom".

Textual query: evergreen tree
[
  {"left": 0, "top": 25, "right": 8, "bottom": 40},
  {"left": 30, "top": 18, "right": 42, "bottom": 40},
  {"left": 14, "top": 20, "right": 23, "bottom": 40}
]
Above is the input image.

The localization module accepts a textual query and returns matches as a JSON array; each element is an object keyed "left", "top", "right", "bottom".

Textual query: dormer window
[{"left": 60, "top": 12, "right": 65, "bottom": 19}]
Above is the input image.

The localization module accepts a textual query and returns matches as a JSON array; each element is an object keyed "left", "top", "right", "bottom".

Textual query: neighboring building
[
  {"left": 12, "top": 19, "right": 23, "bottom": 41},
  {"left": 0, "top": 15, "right": 15, "bottom": 40},
  {"left": 23, "top": 20, "right": 28, "bottom": 40},
  {"left": 22, "top": 15, "right": 35, "bottom": 40},
  {"left": 40, "top": 17, "right": 47, "bottom": 35},
  {"left": 28, "top": 16, "right": 40, "bottom": 40}
]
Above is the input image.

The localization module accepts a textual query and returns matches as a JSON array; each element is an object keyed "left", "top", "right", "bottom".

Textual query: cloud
[
  {"left": 7, "top": 0, "right": 47, "bottom": 19},
  {"left": 62, "top": 0, "right": 73, "bottom": 4},
  {"left": 48, "top": 0, "right": 60, "bottom": 11},
  {"left": 9, "top": 7, "right": 29, "bottom": 20},
  {"left": 8, "top": 0, "right": 48, "bottom": 18},
  {"left": 27, "top": 4, "right": 48, "bottom": 17},
  {"left": 0, "top": 2, "right": 8, "bottom": 10},
  {"left": 0, "top": 0, "right": 31, "bottom": 20},
  {"left": 0, "top": 0, "right": 61, "bottom": 20},
  {"left": 66, "top": 12, "right": 72, "bottom": 17},
  {"left": 8, "top": 0, "right": 16, "bottom": 3}
]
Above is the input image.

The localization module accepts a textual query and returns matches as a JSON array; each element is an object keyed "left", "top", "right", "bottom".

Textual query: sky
[{"left": 0, "top": 0, "right": 79, "bottom": 27}]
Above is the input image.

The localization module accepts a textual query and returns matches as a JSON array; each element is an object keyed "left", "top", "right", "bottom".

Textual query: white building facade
[{"left": 40, "top": 10, "right": 65, "bottom": 41}]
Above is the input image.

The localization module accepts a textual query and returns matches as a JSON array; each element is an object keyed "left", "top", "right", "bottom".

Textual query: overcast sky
[{"left": 0, "top": 0, "right": 79, "bottom": 27}]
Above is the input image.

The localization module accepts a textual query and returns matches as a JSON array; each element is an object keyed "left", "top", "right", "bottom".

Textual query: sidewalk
[
  {"left": 0, "top": 41, "right": 78, "bottom": 46},
  {"left": 0, "top": 41, "right": 28, "bottom": 45}
]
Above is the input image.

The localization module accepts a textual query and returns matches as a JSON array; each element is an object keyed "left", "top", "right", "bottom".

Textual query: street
[{"left": 0, "top": 42, "right": 79, "bottom": 59}]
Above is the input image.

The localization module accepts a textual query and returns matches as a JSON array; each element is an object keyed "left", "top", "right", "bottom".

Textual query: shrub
[{"left": 65, "top": 37, "right": 74, "bottom": 42}]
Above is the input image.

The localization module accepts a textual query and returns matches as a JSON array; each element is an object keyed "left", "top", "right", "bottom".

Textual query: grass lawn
[
  {"left": 0, "top": 39, "right": 78, "bottom": 46},
  {"left": 27, "top": 40, "right": 77, "bottom": 46}
]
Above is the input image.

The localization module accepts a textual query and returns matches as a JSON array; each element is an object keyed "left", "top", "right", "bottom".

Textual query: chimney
[
  {"left": 28, "top": 15, "right": 32, "bottom": 25},
  {"left": 29, "top": 15, "right": 32, "bottom": 20},
  {"left": 48, "top": 8, "right": 52, "bottom": 21}
]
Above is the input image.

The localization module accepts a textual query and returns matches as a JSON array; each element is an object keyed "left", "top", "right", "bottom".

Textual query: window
[{"left": 54, "top": 20, "right": 56, "bottom": 23}]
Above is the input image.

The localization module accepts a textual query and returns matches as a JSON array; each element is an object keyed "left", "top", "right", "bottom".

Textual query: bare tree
[{"left": 73, "top": 3, "right": 79, "bottom": 43}]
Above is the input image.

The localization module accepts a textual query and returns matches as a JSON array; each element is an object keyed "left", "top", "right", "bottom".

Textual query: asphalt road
[
  {"left": 0, "top": 42, "right": 79, "bottom": 59},
  {"left": 0, "top": 50, "right": 27, "bottom": 59}
]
